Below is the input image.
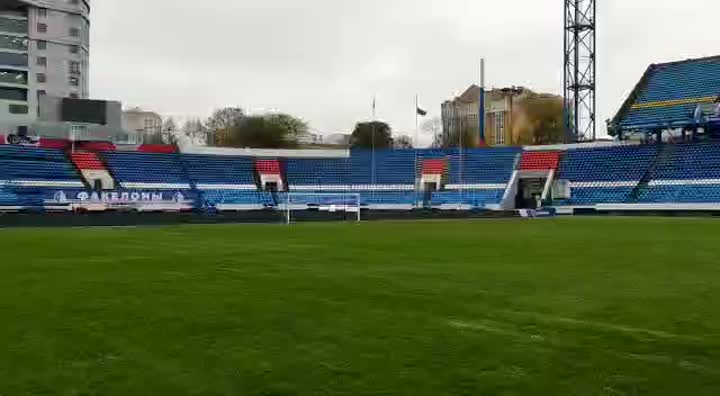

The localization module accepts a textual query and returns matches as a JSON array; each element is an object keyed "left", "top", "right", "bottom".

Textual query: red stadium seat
[
  {"left": 422, "top": 159, "right": 446, "bottom": 175},
  {"left": 520, "top": 151, "right": 561, "bottom": 171},
  {"left": 137, "top": 144, "right": 178, "bottom": 154},
  {"left": 70, "top": 151, "right": 106, "bottom": 171},
  {"left": 256, "top": 159, "right": 282, "bottom": 175}
]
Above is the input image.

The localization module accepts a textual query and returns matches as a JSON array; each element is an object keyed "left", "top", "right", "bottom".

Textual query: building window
[
  {"left": 37, "top": 23, "right": 47, "bottom": 33},
  {"left": 36, "top": 73, "right": 46, "bottom": 83},
  {"left": 494, "top": 112, "right": 506, "bottom": 146},
  {"left": 69, "top": 45, "right": 79, "bottom": 54},
  {"left": 69, "top": 27, "right": 79, "bottom": 37},
  {"left": 0, "top": 87, "right": 28, "bottom": 102},
  {"left": 36, "top": 40, "right": 46, "bottom": 50},
  {"left": 69, "top": 61, "right": 80, "bottom": 74},
  {"left": 36, "top": 56, "right": 46, "bottom": 66},
  {"left": 0, "top": 70, "right": 27, "bottom": 85},
  {"left": 0, "top": 35, "right": 28, "bottom": 51},
  {"left": 69, "top": 76, "right": 79, "bottom": 86},
  {"left": 9, "top": 104, "right": 28, "bottom": 114},
  {"left": 0, "top": 17, "right": 28, "bottom": 34},
  {"left": 0, "top": 52, "right": 28, "bottom": 67},
  {"left": 37, "top": 8, "right": 47, "bottom": 18}
]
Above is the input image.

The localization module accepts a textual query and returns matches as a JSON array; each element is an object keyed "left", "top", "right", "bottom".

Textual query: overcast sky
[{"left": 91, "top": 0, "right": 720, "bottom": 143}]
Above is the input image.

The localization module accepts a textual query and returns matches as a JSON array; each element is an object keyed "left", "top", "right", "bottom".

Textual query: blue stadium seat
[
  {"left": 182, "top": 154, "right": 270, "bottom": 208},
  {"left": 555, "top": 145, "right": 659, "bottom": 206},
  {"left": 285, "top": 158, "right": 350, "bottom": 186},
  {"left": 0, "top": 146, "right": 83, "bottom": 208},
  {"left": 102, "top": 152, "right": 189, "bottom": 188},
  {"left": 614, "top": 57, "right": 720, "bottom": 130},
  {"left": 636, "top": 143, "right": 720, "bottom": 203},
  {"left": 183, "top": 154, "right": 256, "bottom": 185}
]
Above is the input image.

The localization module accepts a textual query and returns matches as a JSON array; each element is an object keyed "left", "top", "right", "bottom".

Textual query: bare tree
[
  {"left": 421, "top": 117, "right": 443, "bottom": 147},
  {"left": 162, "top": 117, "right": 179, "bottom": 145},
  {"left": 393, "top": 135, "right": 413, "bottom": 149},
  {"left": 181, "top": 119, "right": 208, "bottom": 145}
]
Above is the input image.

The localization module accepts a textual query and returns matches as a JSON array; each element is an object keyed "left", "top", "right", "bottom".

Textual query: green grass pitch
[{"left": 1, "top": 218, "right": 720, "bottom": 395}]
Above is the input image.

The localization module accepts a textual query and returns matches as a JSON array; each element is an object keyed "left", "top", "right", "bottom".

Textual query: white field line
[
  {"left": 163, "top": 271, "right": 187, "bottom": 277},
  {"left": 496, "top": 310, "right": 712, "bottom": 342},
  {"left": 449, "top": 317, "right": 719, "bottom": 375},
  {"left": 449, "top": 320, "right": 545, "bottom": 341},
  {"left": 217, "top": 267, "right": 247, "bottom": 273}
]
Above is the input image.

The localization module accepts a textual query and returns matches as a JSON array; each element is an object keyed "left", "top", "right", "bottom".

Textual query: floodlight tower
[{"left": 564, "top": 0, "right": 596, "bottom": 142}]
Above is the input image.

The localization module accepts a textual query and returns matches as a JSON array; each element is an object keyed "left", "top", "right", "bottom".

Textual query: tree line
[
  {"left": 146, "top": 94, "right": 564, "bottom": 149},
  {"left": 146, "top": 106, "right": 415, "bottom": 150},
  {"left": 146, "top": 107, "right": 309, "bottom": 149}
]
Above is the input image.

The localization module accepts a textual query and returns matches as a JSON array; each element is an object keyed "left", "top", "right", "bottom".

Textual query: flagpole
[
  {"left": 415, "top": 94, "right": 419, "bottom": 148},
  {"left": 414, "top": 94, "right": 419, "bottom": 208},
  {"left": 371, "top": 96, "right": 376, "bottom": 187},
  {"left": 479, "top": 58, "right": 486, "bottom": 146}
]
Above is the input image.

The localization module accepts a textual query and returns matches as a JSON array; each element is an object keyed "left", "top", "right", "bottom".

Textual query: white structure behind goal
[{"left": 285, "top": 193, "right": 361, "bottom": 224}]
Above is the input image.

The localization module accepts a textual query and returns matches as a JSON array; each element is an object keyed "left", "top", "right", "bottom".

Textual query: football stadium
[
  {"left": 3, "top": 0, "right": 720, "bottom": 395},
  {"left": 2, "top": 55, "right": 720, "bottom": 395}
]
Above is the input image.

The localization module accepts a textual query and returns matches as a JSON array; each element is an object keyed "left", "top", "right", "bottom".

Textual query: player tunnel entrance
[
  {"left": 516, "top": 177, "right": 548, "bottom": 209},
  {"left": 513, "top": 151, "right": 562, "bottom": 209}
]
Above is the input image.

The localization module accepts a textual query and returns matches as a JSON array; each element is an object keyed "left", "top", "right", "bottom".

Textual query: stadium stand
[
  {"left": 183, "top": 154, "right": 271, "bottom": 209},
  {"left": 6, "top": 138, "right": 720, "bottom": 213},
  {"left": 434, "top": 148, "right": 520, "bottom": 208},
  {"left": 102, "top": 151, "right": 190, "bottom": 190},
  {"left": 554, "top": 144, "right": 660, "bottom": 206},
  {"left": 610, "top": 56, "right": 720, "bottom": 134},
  {"left": 0, "top": 145, "right": 83, "bottom": 208},
  {"left": 636, "top": 142, "right": 720, "bottom": 203}
]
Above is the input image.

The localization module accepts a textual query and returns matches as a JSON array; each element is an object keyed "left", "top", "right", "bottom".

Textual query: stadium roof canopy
[{"left": 609, "top": 56, "right": 720, "bottom": 136}]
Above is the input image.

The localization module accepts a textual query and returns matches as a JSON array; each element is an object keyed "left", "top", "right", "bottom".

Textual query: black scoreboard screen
[{"left": 61, "top": 98, "right": 107, "bottom": 125}]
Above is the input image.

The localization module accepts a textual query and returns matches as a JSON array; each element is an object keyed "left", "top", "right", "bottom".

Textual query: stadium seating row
[{"left": 4, "top": 142, "right": 720, "bottom": 211}]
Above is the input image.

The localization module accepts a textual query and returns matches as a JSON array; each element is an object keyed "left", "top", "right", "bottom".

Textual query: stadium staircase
[
  {"left": 633, "top": 142, "right": 720, "bottom": 204},
  {"left": 178, "top": 154, "right": 202, "bottom": 207},
  {"left": 627, "top": 144, "right": 673, "bottom": 203},
  {"left": 182, "top": 154, "right": 270, "bottom": 210},
  {"left": 553, "top": 145, "right": 660, "bottom": 206}
]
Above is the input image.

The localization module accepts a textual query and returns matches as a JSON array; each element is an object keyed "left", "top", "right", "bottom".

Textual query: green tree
[
  {"left": 350, "top": 121, "right": 393, "bottom": 149},
  {"left": 514, "top": 95, "right": 565, "bottom": 146},
  {"left": 215, "top": 114, "right": 305, "bottom": 149},
  {"left": 265, "top": 113, "right": 309, "bottom": 143},
  {"left": 439, "top": 128, "right": 476, "bottom": 148}
]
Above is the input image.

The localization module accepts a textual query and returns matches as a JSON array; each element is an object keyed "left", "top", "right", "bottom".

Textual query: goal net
[{"left": 284, "top": 192, "right": 361, "bottom": 224}]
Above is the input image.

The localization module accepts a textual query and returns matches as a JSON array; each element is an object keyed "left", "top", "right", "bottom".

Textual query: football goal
[{"left": 284, "top": 193, "right": 362, "bottom": 224}]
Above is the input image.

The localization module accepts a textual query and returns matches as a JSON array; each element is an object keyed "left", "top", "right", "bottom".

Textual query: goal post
[{"left": 284, "top": 192, "right": 362, "bottom": 224}]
